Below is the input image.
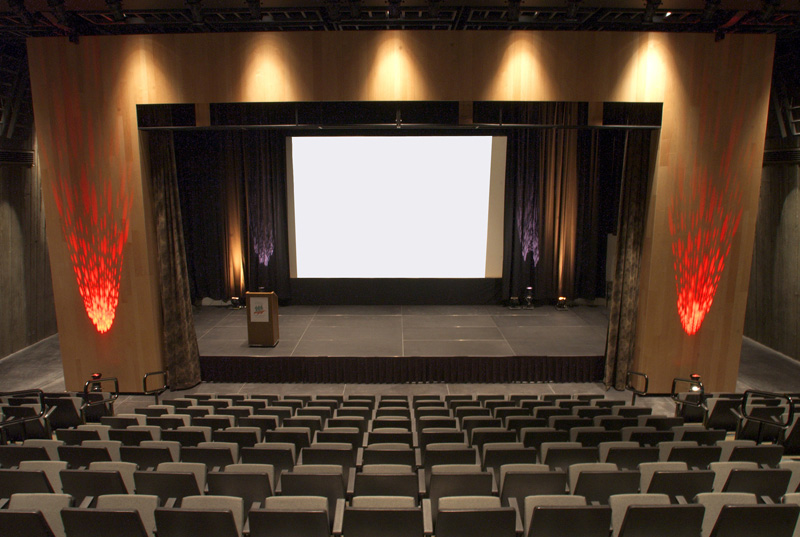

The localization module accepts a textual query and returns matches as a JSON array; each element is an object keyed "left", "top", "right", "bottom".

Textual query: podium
[{"left": 246, "top": 292, "right": 279, "bottom": 347}]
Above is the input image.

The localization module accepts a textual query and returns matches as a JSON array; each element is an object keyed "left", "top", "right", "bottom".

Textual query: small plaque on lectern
[{"left": 246, "top": 292, "right": 279, "bottom": 347}]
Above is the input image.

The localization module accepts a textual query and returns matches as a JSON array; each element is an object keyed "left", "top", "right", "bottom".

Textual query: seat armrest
[
  {"left": 333, "top": 498, "right": 346, "bottom": 536},
  {"left": 422, "top": 498, "right": 434, "bottom": 536},
  {"left": 508, "top": 497, "right": 524, "bottom": 537},
  {"left": 79, "top": 496, "right": 95, "bottom": 509},
  {"left": 356, "top": 447, "right": 364, "bottom": 469},
  {"left": 418, "top": 469, "right": 427, "bottom": 498},
  {"left": 346, "top": 467, "right": 356, "bottom": 499},
  {"left": 415, "top": 448, "right": 422, "bottom": 469},
  {"left": 675, "top": 496, "right": 688, "bottom": 505},
  {"left": 0, "top": 498, "right": 8, "bottom": 509},
  {"left": 762, "top": 496, "right": 775, "bottom": 504},
  {"left": 165, "top": 498, "right": 177, "bottom": 508},
  {"left": 412, "top": 431, "right": 419, "bottom": 449}
]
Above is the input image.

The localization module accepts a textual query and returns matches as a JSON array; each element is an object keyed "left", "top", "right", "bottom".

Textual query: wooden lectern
[{"left": 246, "top": 292, "right": 279, "bottom": 347}]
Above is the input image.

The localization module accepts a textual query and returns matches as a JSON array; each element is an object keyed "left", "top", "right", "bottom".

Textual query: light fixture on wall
[
  {"left": 246, "top": 0, "right": 261, "bottom": 21},
  {"left": 105, "top": 0, "right": 125, "bottom": 22},
  {"left": 642, "top": 0, "right": 661, "bottom": 23},
  {"left": 387, "top": 0, "right": 402, "bottom": 19},
  {"left": 507, "top": 0, "right": 521, "bottom": 22},
  {"left": 758, "top": 0, "right": 780, "bottom": 23},
  {"left": 7, "top": 0, "right": 36, "bottom": 26},
  {"left": 185, "top": 0, "right": 203, "bottom": 23},
  {"left": 349, "top": 0, "right": 361, "bottom": 18},
  {"left": 326, "top": 0, "right": 342, "bottom": 21},
  {"left": 701, "top": 0, "right": 720, "bottom": 22},
  {"left": 565, "top": 0, "right": 580, "bottom": 21}
]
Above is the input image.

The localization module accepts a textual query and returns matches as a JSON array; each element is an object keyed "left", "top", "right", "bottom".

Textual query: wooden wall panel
[{"left": 26, "top": 31, "right": 774, "bottom": 392}]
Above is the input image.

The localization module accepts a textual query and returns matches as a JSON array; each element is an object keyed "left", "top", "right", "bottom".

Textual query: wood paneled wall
[
  {"left": 26, "top": 31, "right": 774, "bottom": 392},
  {"left": 0, "top": 132, "right": 58, "bottom": 358}
]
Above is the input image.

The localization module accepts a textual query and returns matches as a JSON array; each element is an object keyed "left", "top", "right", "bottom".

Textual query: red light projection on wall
[
  {"left": 52, "top": 171, "right": 133, "bottom": 333},
  {"left": 668, "top": 163, "right": 742, "bottom": 335}
]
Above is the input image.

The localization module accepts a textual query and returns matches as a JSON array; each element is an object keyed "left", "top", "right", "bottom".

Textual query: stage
[{"left": 195, "top": 304, "right": 608, "bottom": 384}]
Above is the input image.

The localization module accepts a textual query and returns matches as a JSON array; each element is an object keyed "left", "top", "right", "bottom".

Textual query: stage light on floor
[
  {"left": 231, "top": 296, "right": 244, "bottom": 309},
  {"left": 508, "top": 296, "right": 521, "bottom": 310},
  {"left": 556, "top": 296, "right": 568, "bottom": 310},
  {"left": 523, "top": 287, "right": 534, "bottom": 309}
]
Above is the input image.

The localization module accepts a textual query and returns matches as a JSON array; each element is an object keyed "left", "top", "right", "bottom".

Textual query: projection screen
[{"left": 287, "top": 135, "right": 506, "bottom": 279}]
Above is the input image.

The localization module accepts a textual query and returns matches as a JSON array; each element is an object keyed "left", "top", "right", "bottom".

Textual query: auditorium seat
[
  {"left": 23, "top": 439, "right": 65, "bottom": 460},
  {"left": 435, "top": 495, "right": 517, "bottom": 537},
  {"left": 481, "top": 442, "right": 537, "bottom": 484},
  {"left": 57, "top": 445, "right": 112, "bottom": 469},
  {"left": 607, "top": 493, "right": 670, "bottom": 537},
  {"left": 498, "top": 463, "right": 567, "bottom": 506},
  {"left": 155, "top": 495, "right": 243, "bottom": 537},
  {"left": 569, "top": 463, "right": 640, "bottom": 504},
  {"left": 61, "top": 508, "right": 150, "bottom": 537},
  {"left": 340, "top": 495, "right": 424, "bottom": 537},
  {"left": 367, "top": 428, "right": 414, "bottom": 446},
  {"left": 612, "top": 497, "right": 705, "bottom": 537},
  {"left": 60, "top": 468, "right": 129, "bottom": 503},
  {"left": 315, "top": 426, "right": 363, "bottom": 447},
  {"left": 524, "top": 495, "right": 611, "bottom": 537},
  {"left": 422, "top": 444, "right": 477, "bottom": 486},
  {"left": 133, "top": 462, "right": 206, "bottom": 503},
  {"left": 351, "top": 463, "right": 421, "bottom": 502},
  {"left": 280, "top": 464, "right": 346, "bottom": 513},
  {"left": 674, "top": 426, "right": 727, "bottom": 446},
  {"left": 720, "top": 467, "right": 791, "bottom": 500},
  {"left": 665, "top": 443, "right": 723, "bottom": 470},
  {"left": 779, "top": 459, "right": 800, "bottom": 494},
  {"left": 726, "top": 444, "right": 784, "bottom": 467},
  {"left": 0, "top": 445, "right": 51, "bottom": 467},
  {"left": 427, "top": 464, "right": 494, "bottom": 521},
  {"left": 181, "top": 442, "right": 237, "bottom": 470},
  {"left": 18, "top": 460, "right": 66, "bottom": 493},
  {"left": 249, "top": 495, "right": 330, "bottom": 537},
  {"left": 419, "top": 428, "right": 466, "bottom": 452},
  {"left": 695, "top": 492, "right": 757, "bottom": 537},
  {"left": 240, "top": 443, "right": 296, "bottom": 486},
  {"left": 207, "top": 462, "right": 274, "bottom": 512},
  {"left": 361, "top": 442, "right": 417, "bottom": 468},
  {"left": 55, "top": 428, "right": 101, "bottom": 445},
  {"left": 262, "top": 426, "right": 312, "bottom": 452},
  {"left": 539, "top": 442, "right": 598, "bottom": 470},
  {"left": 299, "top": 442, "right": 356, "bottom": 480},
  {"left": 0, "top": 492, "right": 72, "bottom": 537},
  {"left": 0, "top": 468, "right": 54, "bottom": 498},
  {"left": 96, "top": 494, "right": 159, "bottom": 536},
  {"left": 283, "top": 416, "right": 323, "bottom": 436},
  {"left": 570, "top": 426, "right": 621, "bottom": 447}
]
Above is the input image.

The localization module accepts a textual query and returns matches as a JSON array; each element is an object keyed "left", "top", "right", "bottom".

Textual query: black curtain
[
  {"left": 145, "top": 130, "right": 201, "bottom": 390},
  {"left": 502, "top": 103, "right": 615, "bottom": 303},
  {"left": 238, "top": 131, "right": 292, "bottom": 300},
  {"left": 604, "top": 129, "right": 654, "bottom": 389},
  {"left": 174, "top": 130, "right": 291, "bottom": 303}
]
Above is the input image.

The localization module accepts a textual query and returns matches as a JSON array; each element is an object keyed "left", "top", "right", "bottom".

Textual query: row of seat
[
  {"left": 3, "top": 488, "right": 800, "bottom": 537},
  {"left": 4, "top": 453, "right": 800, "bottom": 509}
]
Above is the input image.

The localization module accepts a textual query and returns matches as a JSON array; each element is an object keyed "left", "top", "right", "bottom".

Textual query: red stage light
[
  {"left": 668, "top": 164, "right": 741, "bottom": 335},
  {"left": 52, "top": 170, "right": 132, "bottom": 333}
]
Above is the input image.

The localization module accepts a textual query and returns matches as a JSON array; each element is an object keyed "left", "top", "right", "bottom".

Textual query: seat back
[
  {"left": 207, "top": 471, "right": 273, "bottom": 511},
  {"left": 647, "top": 470, "right": 715, "bottom": 500},
  {"left": 709, "top": 504, "right": 799, "bottom": 537},
  {"left": 528, "top": 505, "right": 612, "bottom": 537},
  {"left": 61, "top": 508, "right": 149, "bottom": 537},
  {"left": 0, "top": 469, "right": 53, "bottom": 497},
  {"left": 133, "top": 471, "right": 201, "bottom": 503},
  {"left": 0, "top": 446, "right": 50, "bottom": 468},
  {"left": 572, "top": 470, "right": 640, "bottom": 504},
  {"left": 342, "top": 506, "right": 423, "bottom": 537},
  {"left": 59, "top": 469, "right": 128, "bottom": 502},
  {"left": 618, "top": 504, "right": 705, "bottom": 537},
  {"left": 154, "top": 508, "right": 239, "bottom": 537},
  {"left": 436, "top": 507, "right": 516, "bottom": 537},
  {"left": 722, "top": 468, "right": 791, "bottom": 501}
]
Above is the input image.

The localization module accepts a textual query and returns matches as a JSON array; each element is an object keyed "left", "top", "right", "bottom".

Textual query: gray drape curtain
[
  {"left": 604, "top": 129, "right": 654, "bottom": 390},
  {"left": 146, "top": 130, "right": 201, "bottom": 390}
]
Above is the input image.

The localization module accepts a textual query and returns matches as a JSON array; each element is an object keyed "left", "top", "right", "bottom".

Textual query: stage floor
[{"left": 194, "top": 304, "right": 609, "bottom": 358}]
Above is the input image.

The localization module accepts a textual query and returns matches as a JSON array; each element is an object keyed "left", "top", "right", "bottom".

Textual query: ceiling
[{"left": 0, "top": 0, "right": 798, "bottom": 43}]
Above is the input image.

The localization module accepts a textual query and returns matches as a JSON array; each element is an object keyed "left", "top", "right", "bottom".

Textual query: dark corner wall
[
  {"left": 745, "top": 38, "right": 800, "bottom": 361},
  {"left": 0, "top": 44, "right": 57, "bottom": 359}
]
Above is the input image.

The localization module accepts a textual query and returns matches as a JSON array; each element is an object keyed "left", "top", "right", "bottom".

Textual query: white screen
[{"left": 287, "top": 136, "right": 506, "bottom": 278}]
